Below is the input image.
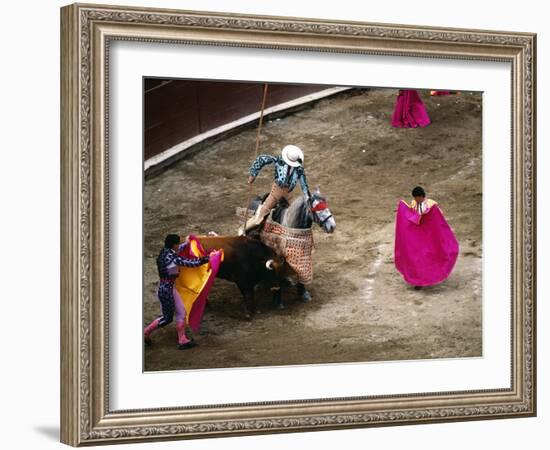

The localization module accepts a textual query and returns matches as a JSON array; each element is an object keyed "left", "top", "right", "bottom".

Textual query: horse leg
[{"left": 296, "top": 283, "right": 312, "bottom": 303}]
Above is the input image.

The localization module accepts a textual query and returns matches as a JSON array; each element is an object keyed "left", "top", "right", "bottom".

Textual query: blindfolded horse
[{"left": 250, "top": 187, "right": 336, "bottom": 307}]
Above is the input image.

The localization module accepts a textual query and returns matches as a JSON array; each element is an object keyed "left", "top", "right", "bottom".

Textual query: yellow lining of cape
[
  {"left": 175, "top": 240, "right": 212, "bottom": 319},
  {"left": 408, "top": 198, "right": 437, "bottom": 209}
]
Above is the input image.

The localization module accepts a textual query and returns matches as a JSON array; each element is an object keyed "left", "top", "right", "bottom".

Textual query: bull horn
[{"left": 266, "top": 259, "right": 275, "bottom": 270}]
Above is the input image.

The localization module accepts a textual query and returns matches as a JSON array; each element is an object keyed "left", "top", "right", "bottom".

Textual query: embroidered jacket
[
  {"left": 156, "top": 243, "right": 209, "bottom": 280},
  {"left": 410, "top": 198, "right": 438, "bottom": 215},
  {"left": 249, "top": 154, "right": 309, "bottom": 193}
]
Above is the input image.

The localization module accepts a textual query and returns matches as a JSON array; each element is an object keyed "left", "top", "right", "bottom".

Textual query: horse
[{"left": 249, "top": 187, "right": 336, "bottom": 307}]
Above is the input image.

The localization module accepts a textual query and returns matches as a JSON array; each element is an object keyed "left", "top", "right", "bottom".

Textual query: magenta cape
[
  {"left": 391, "top": 89, "right": 431, "bottom": 128},
  {"left": 394, "top": 201, "right": 459, "bottom": 286},
  {"left": 177, "top": 235, "right": 223, "bottom": 333}
]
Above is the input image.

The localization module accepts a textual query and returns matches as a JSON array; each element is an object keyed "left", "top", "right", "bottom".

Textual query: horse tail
[{"left": 248, "top": 198, "right": 261, "bottom": 211}]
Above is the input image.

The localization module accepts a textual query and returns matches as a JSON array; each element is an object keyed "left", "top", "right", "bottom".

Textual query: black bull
[{"left": 194, "top": 235, "right": 301, "bottom": 319}]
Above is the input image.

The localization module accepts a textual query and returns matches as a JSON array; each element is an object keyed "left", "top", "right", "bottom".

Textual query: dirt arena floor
[{"left": 143, "top": 88, "right": 482, "bottom": 371}]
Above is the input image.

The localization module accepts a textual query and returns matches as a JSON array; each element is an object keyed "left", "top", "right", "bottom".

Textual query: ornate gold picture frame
[{"left": 60, "top": 3, "right": 536, "bottom": 446}]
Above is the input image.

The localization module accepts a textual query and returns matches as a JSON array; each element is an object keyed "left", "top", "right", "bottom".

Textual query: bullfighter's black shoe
[{"left": 177, "top": 339, "right": 198, "bottom": 350}]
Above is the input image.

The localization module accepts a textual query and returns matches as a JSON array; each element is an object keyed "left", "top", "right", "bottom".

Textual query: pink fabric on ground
[
  {"left": 394, "top": 201, "right": 459, "bottom": 286},
  {"left": 391, "top": 89, "right": 431, "bottom": 128},
  {"left": 431, "top": 91, "right": 451, "bottom": 96},
  {"left": 180, "top": 235, "right": 223, "bottom": 333}
]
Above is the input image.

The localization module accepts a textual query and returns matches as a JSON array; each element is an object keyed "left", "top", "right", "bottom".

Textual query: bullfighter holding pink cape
[
  {"left": 391, "top": 89, "right": 431, "bottom": 128},
  {"left": 394, "top": 186, "right": 459, "bottom": 287}
]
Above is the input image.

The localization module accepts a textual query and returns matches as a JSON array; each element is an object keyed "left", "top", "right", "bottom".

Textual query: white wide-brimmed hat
[{"left": 281, "top": 145, "right": 304, "bottom": 168}]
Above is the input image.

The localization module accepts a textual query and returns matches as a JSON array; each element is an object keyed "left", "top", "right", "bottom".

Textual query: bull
[{"left": 193, "top": 235, "right": 288, "bottom": 319}]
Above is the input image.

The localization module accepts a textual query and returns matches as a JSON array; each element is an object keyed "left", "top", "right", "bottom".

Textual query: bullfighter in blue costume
[{"left": 239, "top": 145, "right": 310, "bottom": 235}]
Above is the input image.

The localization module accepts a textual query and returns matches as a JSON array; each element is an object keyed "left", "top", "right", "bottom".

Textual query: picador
[{"left": 239, "top": 145, "right": 310, "bottom": 235}]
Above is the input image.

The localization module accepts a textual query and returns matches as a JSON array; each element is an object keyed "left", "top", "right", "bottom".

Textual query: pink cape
[
  {"left": 178, "top": 235, "right": 223, "bottom": 333},
  {"left": 394, "top": 201, "right": 459, "bottom": 286},
  {"left": 391, "top": 89, "right": 431, "bottom": 128}
]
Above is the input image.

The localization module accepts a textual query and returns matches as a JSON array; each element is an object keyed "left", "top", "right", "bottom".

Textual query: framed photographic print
[{"left": 60, "top": 3, "right": 537, "bottom": 446}]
